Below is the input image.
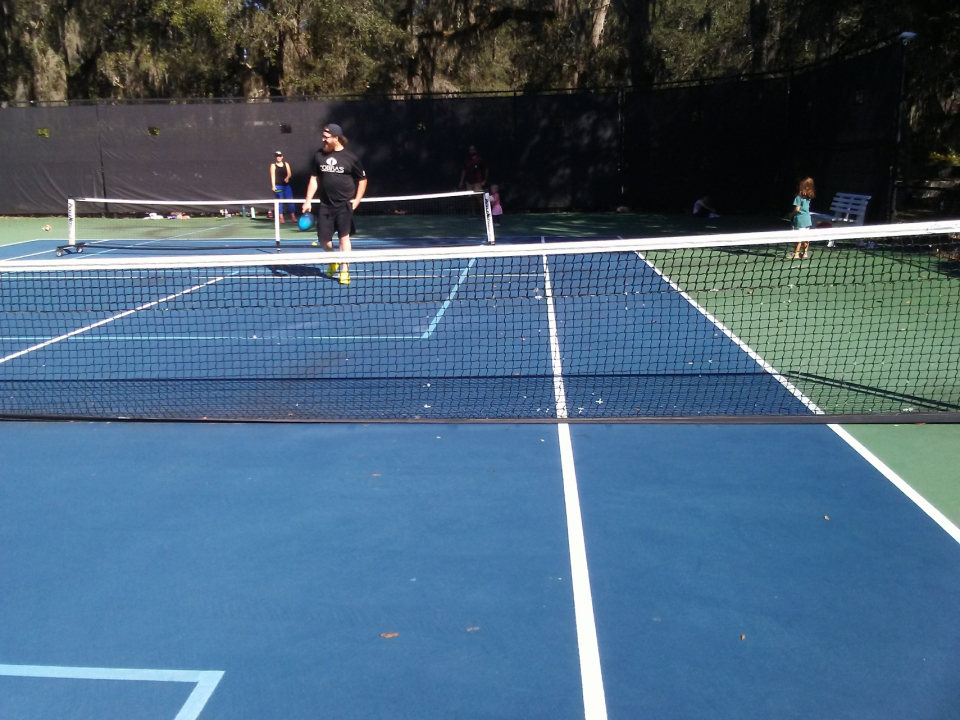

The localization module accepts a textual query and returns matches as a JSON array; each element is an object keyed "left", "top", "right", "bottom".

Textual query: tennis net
[
  {"left": 5, "top": 220, "right": 960, "bottom": 421},
  {"left": 64, "top": 191, "right": 495, "bottom": 253}
]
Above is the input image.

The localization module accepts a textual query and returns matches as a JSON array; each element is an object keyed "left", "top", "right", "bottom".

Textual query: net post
[
  {"left": 483, "top": 192, "right": 496, "bottom": 245},
  {"left": 273, "top": 200, "right": 281, "bottom": 252},
  {"left": 67, "top": 198, "right": 76, "bottom": 246}
]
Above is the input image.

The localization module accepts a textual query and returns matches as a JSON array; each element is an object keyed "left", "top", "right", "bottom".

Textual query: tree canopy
[{"left": 1, "top": 0, "right": 957, "bottom": 158}]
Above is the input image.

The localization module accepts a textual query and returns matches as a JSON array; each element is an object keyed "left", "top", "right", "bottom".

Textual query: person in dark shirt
[
  {"left": 459, "top": 145, "right": 488, "bottom": 216},
  {"left": 302, "top": 123, "right": 368, "bottom": 286},
  {"left": 459, "top": 145, "right": 488, "bottom": 191},
  {"left": 270, "top": 151, "right": 296, "bottom": 224}
]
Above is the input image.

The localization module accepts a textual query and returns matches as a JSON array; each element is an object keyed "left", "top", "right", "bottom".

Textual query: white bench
[{"left": 811, "top": 192, "right": 871, "bottom": 226}]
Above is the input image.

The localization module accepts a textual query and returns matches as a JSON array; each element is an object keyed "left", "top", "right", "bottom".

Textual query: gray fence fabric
[
  {"left": 0, "top": 44, "right": 900, "bottom": 218},
  {"left": 0, "top": 105, "right": 105, "bottom": 213}
]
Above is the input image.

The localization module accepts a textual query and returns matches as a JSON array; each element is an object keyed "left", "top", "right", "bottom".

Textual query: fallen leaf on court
[
  {"left": 381, "top": 632, "right": 399, "bottom": 638},
  {"left": 740, "top": 635, "right": 746, "bottom": 640},
  {"left": 467, "top": 627, "right": 479, "bottom": 632},
  {"left": 42, "top": 225, "right": 52, "bottom": 231},
  {"left": 824, "top": 515, "right": 829, "bottom": 520},
  {"left": 371, "top": 473, "right": 381, "bottom": 476}
]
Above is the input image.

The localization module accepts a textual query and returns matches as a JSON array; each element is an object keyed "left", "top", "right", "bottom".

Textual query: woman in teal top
[{"left": 791, "top": 176, "right": 815, "bottom": 259}]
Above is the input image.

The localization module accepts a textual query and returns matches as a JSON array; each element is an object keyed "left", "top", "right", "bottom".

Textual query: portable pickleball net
[{"left": 4, "top": 220, "right": 960, "bottom": 421}]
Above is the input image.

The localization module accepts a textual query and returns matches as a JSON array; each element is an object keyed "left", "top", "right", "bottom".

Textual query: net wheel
[
  {"left": 76, "top": 246, "right": 84, "bottom": 253},
  {"left": 56, "top": 248, "right": 63, "bottom": 257}
]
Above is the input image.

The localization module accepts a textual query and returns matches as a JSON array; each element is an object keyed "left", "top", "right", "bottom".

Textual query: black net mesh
[{"left": 2, "top": 222, "right": 958, "bottom": 421}]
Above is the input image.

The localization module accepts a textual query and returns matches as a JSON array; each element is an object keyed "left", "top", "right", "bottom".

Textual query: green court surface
[
  {"left": 842, "top": 423, "right": 960, "bottom": 528},
  {"left": 0, "top": 216, "right": 66, "bottom": 245},
  {"left": 490, "top": 211, "right": 783, "bottom": 238},
  {"left": 0, "top": 211, "right": 786, "bottom": 248},
  {"left": 647, "top": 243, "right": 960, "bottom": 415}
]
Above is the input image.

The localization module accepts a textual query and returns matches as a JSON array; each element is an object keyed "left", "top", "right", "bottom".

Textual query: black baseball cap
[{"left": 323, "top": 123, "right": 343, "bottom": 136}]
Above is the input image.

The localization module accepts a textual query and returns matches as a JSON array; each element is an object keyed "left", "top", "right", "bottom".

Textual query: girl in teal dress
[{"left": 790, "top": 176, "right": 815, "bottom": 259}]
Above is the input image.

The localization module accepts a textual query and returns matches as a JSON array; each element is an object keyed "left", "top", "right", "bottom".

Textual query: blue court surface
[
  {"left": 2, "top": 242, "right": 808, "bottom": 420},
  {"left": 2, "top": 421, "right": 959, "bottom": 720}
]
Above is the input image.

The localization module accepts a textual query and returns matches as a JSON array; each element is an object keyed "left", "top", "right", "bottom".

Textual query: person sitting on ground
[{"left": 693, "top": 195, "right": 719, "bottom": 218}]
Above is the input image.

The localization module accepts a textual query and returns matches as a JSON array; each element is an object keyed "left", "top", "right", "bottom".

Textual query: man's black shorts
[{"left": 317, "top": 203, "right": 356, "bottom": 243}]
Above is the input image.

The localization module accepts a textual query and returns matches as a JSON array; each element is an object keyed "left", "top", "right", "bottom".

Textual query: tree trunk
[
  {"left": 619, "top": 0, "right": 655, "bottom": 86},
  {"left": 748, "top": 0, "right": 780, "bottom": 72},
  {"left": 589, "top": 0, "right": 612, "bottom": 49}
]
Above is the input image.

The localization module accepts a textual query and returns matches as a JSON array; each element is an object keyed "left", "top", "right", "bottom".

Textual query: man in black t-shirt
[{"left": 302, "top": 123, "right": 368, "bottom": 286}]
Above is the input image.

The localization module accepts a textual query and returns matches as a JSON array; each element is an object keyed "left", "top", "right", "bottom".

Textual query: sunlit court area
[{"left": 2, "top": 9, "right": 960, "bottom": 720}]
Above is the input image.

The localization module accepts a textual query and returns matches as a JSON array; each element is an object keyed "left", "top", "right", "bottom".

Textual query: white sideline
[
  {"left": 636, "top": 244, "right": 960, "bottom": 545},
  {"left": 828, "top": 425, "right": 960, "bottom": 545},
  {"left": 634, "top": 251, "right": 823, "bottom": 414}
]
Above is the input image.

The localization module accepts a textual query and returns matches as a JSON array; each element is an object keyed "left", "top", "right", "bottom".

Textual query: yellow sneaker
[
  {"left": 339, "top": 269, "right": 351, "bottom": 285},
  {"left": 326, "top": 262, "right": 340, "bottom": 278}
]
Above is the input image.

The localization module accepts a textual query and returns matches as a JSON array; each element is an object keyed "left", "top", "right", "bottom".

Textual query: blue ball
[{"left": 298, "top": 213, "right": 316, "bottom": 231}]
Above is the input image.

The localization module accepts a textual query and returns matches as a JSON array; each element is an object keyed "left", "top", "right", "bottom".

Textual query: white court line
[
  {"left": 1, "top": 221, "right": 236, "bottom": 262},
  {"left": 0, "top": 259, "right": 481, "bottom": 351},
  {"left": 4, "top": 240, "right": 100, "bottom": 261},
  {"left": 558, "top": 425, "right": 608, "bottom": 720},
  {"left": 0, "top": 237, "right": 45, "bottom": 248},
  {"left": 0, "top": 222, "right": 256, "bottom": 264},
  {"left": 421, "top": 257, "right": 477, "bottom": 339},
  {"left": 4, "top": 226, "right": 194, "bottom": 260},
  {"left": 5, "top": 246, "right": 69, "bottom": 261},
  {"left": 828, "top": 425, "right": 960, "bottom": 545},
  {"left": 632, "top": 249, "right": 823, "bottom": 414},
  {"left": 0, "top": 664, "right": 223, "bottom": 720},
  {"left": 542, "top": 255, "right": 568, "bottom": 419},
  {"left": 0, "top": 335, "right": 424, "bottom": 341},
  {"left": 0, "top": 273, "right": 234, "bottom": 366},
  {"left": 71, "top": 222, "right": 247, "bottom": 260},
  {"left": 633, "top": 244, "right": 960, "bottom": 544},
  {"left": 543, "top": 253, "right": 607, "bottom": 719}
]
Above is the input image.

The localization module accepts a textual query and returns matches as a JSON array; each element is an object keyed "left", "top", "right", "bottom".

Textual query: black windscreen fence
[
  {"left": 621, "top": 77, "right": 791, "bottom": 215},
  {"left": 786, "top": 42, "right": 903, "bottom": 222},
  {"left": 0, "top": 43, "right": 902, "bottom": 219}
]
